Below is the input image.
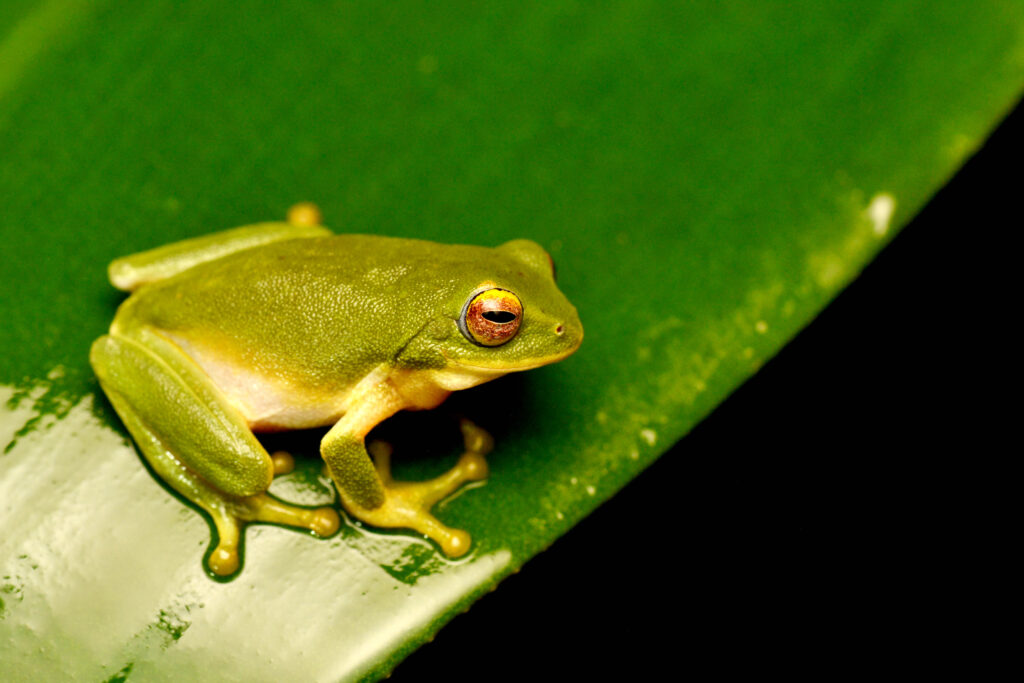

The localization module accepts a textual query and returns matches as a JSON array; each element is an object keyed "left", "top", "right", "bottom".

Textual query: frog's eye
[{"left": 459, "top": 288, "right": 523, "bottom": 347}]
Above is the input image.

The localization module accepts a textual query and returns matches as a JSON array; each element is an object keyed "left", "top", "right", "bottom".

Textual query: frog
[{"left": 90, "top": 203, "right": 583, "bottom": 576}]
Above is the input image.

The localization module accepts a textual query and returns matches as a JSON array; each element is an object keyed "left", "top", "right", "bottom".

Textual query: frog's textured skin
[{"left": 91, "top": 206, "right": 582, "bottom": 576}]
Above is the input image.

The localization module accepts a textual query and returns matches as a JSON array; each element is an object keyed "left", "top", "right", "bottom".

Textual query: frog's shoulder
[{"left": 108, "top": 222, "right": 332, "bottom": 292}]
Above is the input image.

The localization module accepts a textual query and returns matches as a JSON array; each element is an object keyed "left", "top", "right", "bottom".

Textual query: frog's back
[
  {"left": 120, "top": 233, "right": 487, "bottom": 327},
  {"left": 112, "top": 234, "right": 488, "bottom": 388}
]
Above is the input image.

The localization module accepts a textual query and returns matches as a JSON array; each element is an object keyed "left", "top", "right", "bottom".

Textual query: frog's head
[{"left": 397, "top": 239, "right": 583, "bottom": 387}]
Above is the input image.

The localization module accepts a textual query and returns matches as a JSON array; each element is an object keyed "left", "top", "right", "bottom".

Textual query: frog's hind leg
[
  {"left": 90, "top": 332, "right": 339, "bottom": 576},
  {"left": 108, "top": 219, "right": 332, "bottom": 292}
]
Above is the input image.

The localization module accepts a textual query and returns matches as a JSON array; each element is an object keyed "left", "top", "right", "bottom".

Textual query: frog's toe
[
  {"left": 457, "top": 450, "right": 488, "bottom": 483},
  {"left": 208, "top": 545, "right": 240, "bottom": 576},
  {"left": 346, "top": 489, "right": 476, "bottom": 558},
  {"left": 366, "top": 440, "right": 395, "bottom": 483},
  {"left": 270, "top": 451, "right": 295, "bottom": 475},
  {"left": 459, "top": 418, "right": 494, "bottom": 456},
  {"left": 207, "top": 509, "right": 243, "bottom": 576},
  {"left": 310, "top": 507, "right": 341, "bottom": 537},
  {"left": 403, "top": 509, "right": 473, "bottom": 558},
  {"left": 244, "top": 493, "right": 340, "bottom": 539},
  {"left": 411, "top": 448, "right": 489, "bottom": 508},
  {"left": 437, "top": 528, "right": 472, "bottom": 558}
]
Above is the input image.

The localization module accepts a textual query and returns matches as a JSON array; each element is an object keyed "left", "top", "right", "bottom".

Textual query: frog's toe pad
[
  {"left": 270, "top": 451, "right": 295, "bottom": 475},
  {"left": 310, "top": 507, "right": 341, "bottom": 537},
  {"left": 437, "top": 528, "right": 471, "bottom": 558},
  {"left": 459, "top": 418, "right": 494, "bottom": 456},
  {"left": 458, "top": 451, "right": 488, "bottom": 482},
  {"left": 208, "top": 545, "right": 240, "bottom": 576}
]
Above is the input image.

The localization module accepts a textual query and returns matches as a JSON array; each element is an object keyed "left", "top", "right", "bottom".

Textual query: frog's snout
[{"left": 557, "top": 318, "right": 584, "bottom": 353}]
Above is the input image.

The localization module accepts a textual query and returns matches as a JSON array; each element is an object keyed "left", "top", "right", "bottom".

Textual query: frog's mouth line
[
  {"left": 447, "top": 357, "right": 550, "bottom": 373},
  {"left": 443, "top": 333, "right": 583, "bottom": 373}
]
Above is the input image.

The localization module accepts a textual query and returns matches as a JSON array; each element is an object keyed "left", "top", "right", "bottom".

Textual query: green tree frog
[{"left": 90, "top": 204, "right": 583, "bottom": 576}]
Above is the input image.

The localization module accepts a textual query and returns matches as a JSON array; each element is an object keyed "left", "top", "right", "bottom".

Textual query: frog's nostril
[{"left": 555, "top": 324, "right": 564, "bottom": 335}]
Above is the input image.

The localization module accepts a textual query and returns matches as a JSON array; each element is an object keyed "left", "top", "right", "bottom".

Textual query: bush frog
[{"left": 90, "top": 204, "right": 583, "bottom": 576}]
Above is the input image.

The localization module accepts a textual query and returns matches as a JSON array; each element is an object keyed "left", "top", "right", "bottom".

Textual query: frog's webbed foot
[
  {"left": 343, "top": 419, "right": 492, "bottom": 557},
  {"left": 207, "top": 450, "right": 339, "bottom": 576},
  {"left": 206, "top": 492, "right": 340, "bottom": 576}
]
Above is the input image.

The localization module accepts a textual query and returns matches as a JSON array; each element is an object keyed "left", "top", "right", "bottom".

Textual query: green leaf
[{"left": 1, "top": 1, "right": 1021, "bottom": 680}]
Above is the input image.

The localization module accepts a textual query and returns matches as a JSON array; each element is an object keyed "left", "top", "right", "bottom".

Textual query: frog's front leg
[
  {"left": 321, "top": 372, "right": 490, "bottom": 557},
  {"left": 90, "top": 327, "right": 340, "bottom": 576}
]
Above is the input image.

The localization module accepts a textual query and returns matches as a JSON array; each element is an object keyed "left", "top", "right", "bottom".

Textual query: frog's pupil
[{"left": 483, "top": 311, "right": 517, "bottom": 324}]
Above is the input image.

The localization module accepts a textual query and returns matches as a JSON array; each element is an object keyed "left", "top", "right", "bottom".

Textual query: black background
[{"left": 390, "top": 98, "right": 1019, "bottom": 678}]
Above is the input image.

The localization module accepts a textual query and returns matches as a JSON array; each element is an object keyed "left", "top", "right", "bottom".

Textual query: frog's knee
[
  {"left": 89, "top": 335, "right": 117, "bottom": 379},
  {"left": 220, "top": 465, "right": 273, "bottom": 499}
]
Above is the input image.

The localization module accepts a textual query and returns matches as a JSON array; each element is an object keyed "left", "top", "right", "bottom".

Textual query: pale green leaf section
[{"left": 0, "top": 384, "right": 510, "bottom": 683}]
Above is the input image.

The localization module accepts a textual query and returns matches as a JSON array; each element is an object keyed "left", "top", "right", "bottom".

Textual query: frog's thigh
[
  {"left": 90, "top": 331, "right": 273, "bottom": 498},
  {"left": 93, "top": 334, "right": 341, "bottom": 575},
  {"left": 92, "top": 343, "right": 233, "bottom": 513}
]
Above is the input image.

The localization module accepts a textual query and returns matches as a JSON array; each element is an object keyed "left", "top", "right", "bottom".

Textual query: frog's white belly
[
  {"left": 220, "top": 368, "right": 351, "bottom": 432},
  {"left": 165, "top": 333, "right": 509, "bottom": 433},
  {"left": 216, "top": 364, "right": 353, "bottom": 431},
  {"left": 168, "top": 335, "right": 355, "bottom": 431}
]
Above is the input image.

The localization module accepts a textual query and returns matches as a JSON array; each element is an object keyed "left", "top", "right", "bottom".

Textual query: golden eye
[{"left": 459, "top": 288, "right": 523, "bottom": 347}]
